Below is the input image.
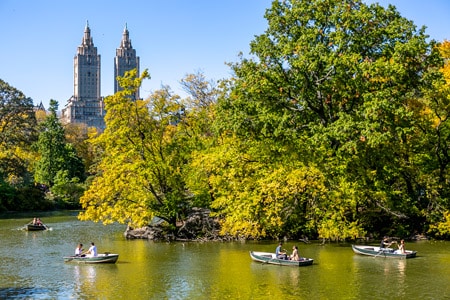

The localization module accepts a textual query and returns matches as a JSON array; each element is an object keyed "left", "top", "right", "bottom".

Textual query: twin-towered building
[{"left": 61, "top": 21, "right": 139, "bottom": 131}]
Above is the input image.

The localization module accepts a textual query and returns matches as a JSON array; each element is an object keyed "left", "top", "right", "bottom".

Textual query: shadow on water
[
  {"left": 0, "top": 210, "right": 80, "bottom": 219},
  {"left": 0, "top": 287, "right": 51, "bottom": 299}
]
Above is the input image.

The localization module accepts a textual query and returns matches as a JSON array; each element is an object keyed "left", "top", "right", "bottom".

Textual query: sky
[{"left": 1, "top": 0, "right": 449, "bottom": 110}]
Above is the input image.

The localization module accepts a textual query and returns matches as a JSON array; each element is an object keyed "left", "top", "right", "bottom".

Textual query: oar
[
  {"left": 262, "top": 256, "right": 279, "bottom": 264},
  {"left": 374, "top": 249, "right": 386, "bottom": 258},
  {"left": 262, "top": 256, "right": 276, "bottom": 264}
]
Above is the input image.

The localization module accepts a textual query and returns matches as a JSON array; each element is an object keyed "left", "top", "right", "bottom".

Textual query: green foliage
[
  {"left": 429, "top": 211, "right": 450, "bottom": 239},
  {"left": 0, "top": 79, "right": 41, "bottom": 211},
  {"left": 0, "top": 183, "right": 50, "bottom": 212},
  {"left": 0, "top": 178, "right": 15, "bottom": 212},
  {"left": 49, "top": 170, "right": 85, "bottom": 208},
  {"left": 34, "top": 100, "right": 85, "bottom": 186},
  {"left": 0, "top": 79, "right": 38, "bottom": 148},
  {"left": 13, "top": 186, "right": 51, "bottom": 211},
  {"left": 209, "top": 0, "right": 447, "bottom": 240},
  {"left": 80, "top": 70, "right": 203, "bottom": 228},
  {"left": 0, "top": 79, "right": 37, "bottom": 186}
]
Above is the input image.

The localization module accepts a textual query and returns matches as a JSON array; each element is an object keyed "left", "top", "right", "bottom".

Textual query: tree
[
  {"left": 0, "top": 79, "right": 40, "bottom": 211},
  {"left": 0, "top": 79, "right": 37, "bottom": 148},
  {"left": 211, "top": 0, "right": 440, "bottom": 239},
  {"left": 0, "top": 79, "right": 38, "bottom": 187},
  {"left": 79, "top": 70, "right": 223, "bottom": 231},
  {"left": 64, "top": 122, "right": 98, "bottom": 176},
  {"left": 425, "top": 40, "right": 450, "bottom": 237},
  {"left": 80, "top": 70, "right": 185, "bottom": 228},
  {"left": 34, "top": 99, "right": 84, "bottom": 187},
  {"left": 180, "top": 71, "right": 220, "bottom": 208}
]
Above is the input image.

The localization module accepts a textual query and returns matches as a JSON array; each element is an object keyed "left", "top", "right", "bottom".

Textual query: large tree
[
  {"left": 0, "top": 79, "right": 37, "bottom": 187},
  {"left": 34, "top": 99, "right": 84, "bottom": 187},
  {"left": 80, "top": 70, "right": 184, "bottom": 228},
  {"left": 0, "top": 79, "right": 39, "bottom": 210},
  {"left": 426, "top": 40, "right": 450, "bottom": 238},
  {"left": 211, "top": 0, "right": 443, "bottom": 239},
  {"left": 79, "top": 70, "right": 220, "bottom": 230}
]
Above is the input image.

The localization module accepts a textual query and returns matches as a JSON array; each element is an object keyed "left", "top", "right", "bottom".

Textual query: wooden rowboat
[
  {"left": 352, "top": 245, "right": 417, "bottom": 259},
  {"left": 26, "top": 224, "right": 48, "bottom": 231},
  {"left": 250, "top": 251, "right": 314, "bottom": 266},
  {"left": 63, "top": 253, "right": 119, "bottom": 264}
]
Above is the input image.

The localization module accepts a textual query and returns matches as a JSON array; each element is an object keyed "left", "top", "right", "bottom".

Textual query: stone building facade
[
  {"left": 61, "top": 22, "right": 139, "bottom": 131},
  {"left": 114, "top": 24, "right": 140, "bottom": 100}
]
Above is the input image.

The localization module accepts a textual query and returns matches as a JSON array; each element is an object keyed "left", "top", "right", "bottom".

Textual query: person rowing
[
  {"left": 379, "top": 236, "right": 396, "bottom": 253},
  {"left": 75, "top": 243, "right": 85, "bottom": 257},
  {"left": 276, "top": 242, "right": 288, "bottom": 260},
  {"left": 29, "top": 217, "right": 48, "bottom": 229}
]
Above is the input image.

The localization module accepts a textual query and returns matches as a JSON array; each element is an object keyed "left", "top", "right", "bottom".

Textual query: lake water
[{"left": 1, "top": 212, "right": 449, "bottom": 299}]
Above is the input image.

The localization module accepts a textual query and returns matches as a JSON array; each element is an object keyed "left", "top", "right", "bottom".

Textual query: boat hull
[
  {"left": 352, "top": 245, "right": 416, "bottom": 259},
  {"left": 250, "top": 251, "right": 313, "bottom": 266},
  {"left": 26, "top": 224, "right": 47, "bottom": 231},
  {"left": 64, "top": 253, "right": 119, "bottom": 264}
]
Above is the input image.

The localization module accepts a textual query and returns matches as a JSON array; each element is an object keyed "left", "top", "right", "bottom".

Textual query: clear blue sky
[{"left": 1, "top": 0, "right": 449, "bottom": 110}]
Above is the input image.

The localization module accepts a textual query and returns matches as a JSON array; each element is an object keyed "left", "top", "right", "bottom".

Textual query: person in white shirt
[
  {"left": 87, "top": 242, "right": 97, "bottom": 257},
  {"left": 75, "top": 243, "right": 84, "bottom": 256}
]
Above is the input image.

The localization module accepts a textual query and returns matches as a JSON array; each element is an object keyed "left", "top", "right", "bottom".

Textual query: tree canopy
[
  {"left": 206, "top": 0, "right": 449, "bottom": 239},
  {"left": 34, "top": 99, "right": 85, "bottom": 187},
  {"left": 0, "top": 79, "right": 37, "bottom": 186}
]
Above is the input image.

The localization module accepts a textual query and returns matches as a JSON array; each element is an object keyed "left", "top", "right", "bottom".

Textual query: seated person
[
  {"left": 276, "top": 242, "right": 288, "bottom": 259},
  {"left": 75, "top": 243, "right": 85, "bottom": 257},
  {"left": 290, "top": 245, "right": 300, "bottom": 261},
  {"left": 397, "top": 239, "right": 406, "bottom": 254},
  {"left": 86, "top": 242, "right": 98, "bottom": 257},
  {"left": 380, "top": 236, "right": 395, "bottom": 252},
  {"left": 380, "top": 237, "right": 391, "bottom": 248}
]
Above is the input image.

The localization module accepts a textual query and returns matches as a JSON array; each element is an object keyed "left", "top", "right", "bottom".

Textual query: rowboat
[
  {"left": 249, "top": 251, "right": 314, "bottom": 266},
  {"left": 26, "top": 224, "right": 48, "bottom": 231},
  {"left": 63, "top": 253, "right": 119, "bottom": 264},
  {"left": 352, "top": 245, "right": 417, "bottom": 259}
]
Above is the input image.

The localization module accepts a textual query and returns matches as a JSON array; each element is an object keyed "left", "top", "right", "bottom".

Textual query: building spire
[
  {"left": 82, "top": 20, "right": 93, "bottom": 47},
  {"left": 121, "top": 23, "right": 132, "bottom": 49},
  {"left": 115, "top": 23, "right": 139, "bottom": 99}
]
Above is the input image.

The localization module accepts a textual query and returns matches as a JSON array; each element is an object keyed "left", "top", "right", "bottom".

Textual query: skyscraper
[
  {"left": 114, "top": 23, "right": 140, "bottom": 100},
  {"left": 61, "top": 22, "right": 140, "bottom": 131},
  {"left": 61, "top": 21, "right": 105, "bottom": 131}
]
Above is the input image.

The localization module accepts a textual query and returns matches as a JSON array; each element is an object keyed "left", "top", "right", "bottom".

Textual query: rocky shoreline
[
  {"left": 124, "top": 207, "right": 229, "bottom": 241},
  {"left": 124, "top": 208, "right": 430, "bottom": 242}
]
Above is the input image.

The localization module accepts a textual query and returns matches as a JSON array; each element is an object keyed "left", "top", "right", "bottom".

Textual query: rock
[
  {"left": 124, "top": 208, "right": 222, "bottom": 241},
  {"left": 124, "top": 225, "right": 165, "bottom": 240},
  {"left": 176, "top": 208, "right": 221, "bottom": 241}
]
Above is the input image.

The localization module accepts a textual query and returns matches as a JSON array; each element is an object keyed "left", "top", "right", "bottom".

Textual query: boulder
[{"left": 124, "top": 208, "right": 222, "bottom": 241}]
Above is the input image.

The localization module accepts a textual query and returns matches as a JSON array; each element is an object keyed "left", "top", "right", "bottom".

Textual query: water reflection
[
  {"left": 65, "top": 263, "right": 121, "bottom": 298},
  {"left": 73, "top": 265, "right": 97, "bottom": 283},
  {"left": 352, "top": 252, "right": 412, "bottom": 298}
]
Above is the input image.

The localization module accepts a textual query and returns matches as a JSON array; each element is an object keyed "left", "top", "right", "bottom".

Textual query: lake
[{"left": 1, "top": 212, "right": 449, "bottom": 299}]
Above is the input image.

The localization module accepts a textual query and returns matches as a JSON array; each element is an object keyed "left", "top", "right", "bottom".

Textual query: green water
[{"left": 1, "top": 212, "right": 449, "bottom": 299}]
